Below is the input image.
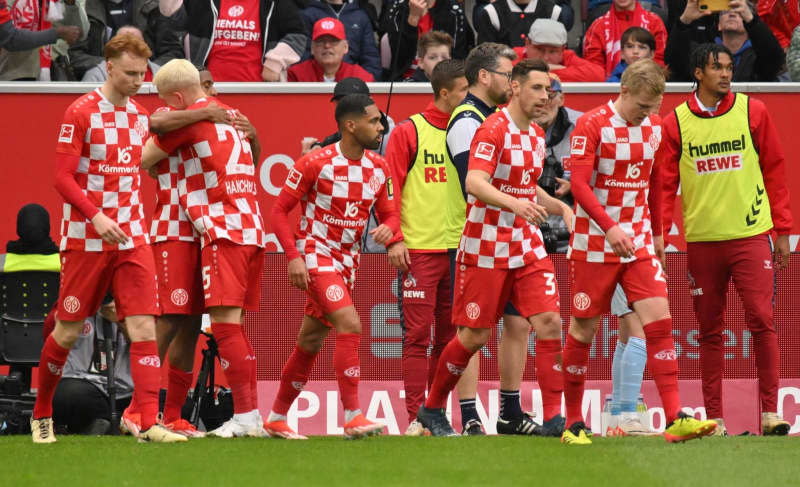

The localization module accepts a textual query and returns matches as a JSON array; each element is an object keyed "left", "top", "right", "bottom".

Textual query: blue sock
[
  {"left": 619, "top": 337, "right": 647, "bottom": 413},
  {"left": 499, "top": 390, "right": 522, "bottom": 420},
  {"left": 460, "top": 399, "right": 480, "bottom": 428},
  {"left": 611, "top": 340, "right": 626, "bottom": 415}
]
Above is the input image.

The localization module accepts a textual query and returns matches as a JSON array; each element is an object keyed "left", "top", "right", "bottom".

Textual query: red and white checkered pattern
[
  {"left": 150, "top": 107, "right": 198, "bottom": 243},
  {"left": 153, "top": 99, "right": 265, "bottom": 248},
  {"left": 55, "top": 88, "right": 150, "bottom": 252},
  {"left": 283, "top": 143, "right": 393, "bottom": 285},
  {"left": 567, "top": 100, "right": 661, "bottom": 263},
  {"left": 457, "top": 108, "right": 548, "bottom": 269}
]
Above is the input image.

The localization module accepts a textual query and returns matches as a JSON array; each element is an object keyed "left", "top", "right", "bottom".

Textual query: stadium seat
[{"left": 0, "top": 271, "right": 59, "bottom": 365}]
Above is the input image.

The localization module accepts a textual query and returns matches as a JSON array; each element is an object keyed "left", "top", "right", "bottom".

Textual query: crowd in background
[{"left": 1, "top": 0, "right": 800, "bottom": 82}]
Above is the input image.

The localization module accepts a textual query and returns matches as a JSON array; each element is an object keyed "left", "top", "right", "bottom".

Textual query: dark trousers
[{"left": 52, "top": 378, "right": 131, "bottom": 434}]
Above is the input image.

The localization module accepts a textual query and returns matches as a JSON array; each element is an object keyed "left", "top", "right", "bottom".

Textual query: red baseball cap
[{"left": 313, "top": 18, "right": 346, "bottom": 41}]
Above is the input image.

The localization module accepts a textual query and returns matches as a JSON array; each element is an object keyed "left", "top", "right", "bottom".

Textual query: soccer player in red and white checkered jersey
[
  {"left": 417, "top": 59, "right": 575, "bottom": 437},
  {"left": 30, "top": 34, "right": 186, "bottom": 445},
  {"left": 141, "top": 60, "right": 267, "bottom": 438},
  {"left": 560, "top": 58, "right": 716, "bottom": 445},
  {"left": 143, "top": 68, "right": 260, "bottom": 438},
  {"left": 265, "top": 94, "right": 400, "bottom": 440}
]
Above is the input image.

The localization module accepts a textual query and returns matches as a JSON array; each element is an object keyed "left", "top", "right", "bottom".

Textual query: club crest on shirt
[
  {"left": 474, "top": 142, "right": 495, "bottom": 161},
  {"left": 571, "top": 136, "right": 587, "bottom": 155},
  {"left": 649, "top": 133, "right": 660, "bottom": 152},
  {"left": 286, "top": 167, "right": 303, "bottom": 190},
  {"left": 535, "top": 140, "right": 546, "bottom": 162},
  {"left": 228, "top": 4, "right": 244, "bottom": 16},
  {"left": 368, "top": 175, "right": 383, "bottom": 194},
  {"left": 134, "top": 119, "right": 149, "bottom": 138},
  {"left": 58, "top": 124, "right": 74, "bottom": 143}
]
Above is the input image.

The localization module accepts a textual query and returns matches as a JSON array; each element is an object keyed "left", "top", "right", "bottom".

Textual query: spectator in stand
[
  {"left": 67, "top": 0, "right": 182, "bottom": 80},
  {"left": 583, "top": 0, "right": 667, "bottom": 78},
  {"left": 474, "top": 0, "right": 571, "bottom": 48},
  {"left": 162, "top": 0, "right": 306, "bottom": 82},
  {"left": 471, "top": 0, "right": 573, "bottom": 34},
  {"left": 51, "top": 298, "right": 134, "bottom": 436},
  {"left": 607, "top": 26, "right": 655, "bottom": 82},
  {"left": 288, "top": 17, "right": 373, "bottom": 81},
  {"left": 756, "top": 0, "right": 799, "bottom": 50},
  {"left": 584, "top": 0, "right": 665, "bottom": 28},
  {"left": 405, "top": 29, "right": 450, "bottom": 81},
  {"left": 665, "top": 0, "right": 784, "bottom": 81},
  {"left": 514, "top": 19, "right": 605, "bottom": 82},
  {"left": 786, "top": 25, "right": 800, "bottom": 81},
  {"left": 301, "top": 0, "right": 381, "bottom": 80},
  {"left": 81, "top": 26, "right": 159, "bottom": 81},
  {"left": 379, "top": 0, "right": 473, "bottom": 80},
  {"left": 0, "top": 0, "right": 83, "bottom": 80}
]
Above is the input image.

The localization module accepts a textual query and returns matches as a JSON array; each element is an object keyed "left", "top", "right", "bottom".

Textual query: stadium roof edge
[{"left": 2, "top": 81, "right": 800, "bottom": 94}]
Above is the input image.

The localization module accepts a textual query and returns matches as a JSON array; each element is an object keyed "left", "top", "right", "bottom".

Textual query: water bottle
[
  {"left": 636, "top": 394, "right": 647, "bottom": 413},
  {"left": 604, "top": 394, "right": 613, "bottom": 413}
]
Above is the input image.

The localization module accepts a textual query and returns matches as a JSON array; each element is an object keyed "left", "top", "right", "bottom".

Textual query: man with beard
[{"left": 264, "top": 94, "right": 400, "bottom": 440}]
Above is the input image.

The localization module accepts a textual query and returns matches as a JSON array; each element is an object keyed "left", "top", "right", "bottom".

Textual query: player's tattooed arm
[
  {"left": 149, "top": 102, "right": 232, "bottom": 136},
  {"left": 466, "top": 169, "right": 548, "bottom": 224},
  {"left": 536, "top": 185, "right": 574, "bottom": 231},
  {"left": 141, "top": 138, "right": 170, "bottom": 170}
]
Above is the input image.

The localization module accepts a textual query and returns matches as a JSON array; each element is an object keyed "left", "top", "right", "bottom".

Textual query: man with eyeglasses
[
  {"left": 287, "top": 18, "right": 374, "bottom": 82},
  {"left": 432, "top": 42, "right": 566, "bottom": 438}
]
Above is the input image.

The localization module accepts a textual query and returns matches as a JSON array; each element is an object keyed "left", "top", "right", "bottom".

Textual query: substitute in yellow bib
[
  {"left": 1, "top": 204, "right": 60, "bottom": 274},
  {"left": 384, "top": 60, "right": 468, "bottom": 434},
  {"left": 660, "top": 43, "right": 792, "bottom": 436}
]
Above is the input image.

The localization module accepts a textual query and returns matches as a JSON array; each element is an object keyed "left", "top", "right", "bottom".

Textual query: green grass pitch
[{"left": 2, "top": 435, "right": 798, "bottom": 486}]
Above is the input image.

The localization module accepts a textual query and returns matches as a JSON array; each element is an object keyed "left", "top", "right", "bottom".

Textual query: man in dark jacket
[
  {"left": 0, "top": 0, "right": 79, "bottom": 51},
  {"left": 380, "top": 0, "right": 473, "bottom": 80},
  {"left": 67, "top": 0, "right": 182, "bottom": 80},
  {"left": 301, "top": 0, "right": 381, "bottom": 80},
  {"left": 665, "top": 0, "right": 784, "bottom": 81},
  {"left": 178, "top": 0, "right": 307, "bottom": 81},
  {"left": 474, "top": 0, "right": 572, "bottom": 48}
]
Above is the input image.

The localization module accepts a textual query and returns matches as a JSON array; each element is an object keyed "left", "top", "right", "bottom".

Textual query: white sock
[
  {"left": 344, "top": 409, "right": 361, "bottom": 423},
  {"left": 268, "top": 411, "right": 287, "bottom": 423}
]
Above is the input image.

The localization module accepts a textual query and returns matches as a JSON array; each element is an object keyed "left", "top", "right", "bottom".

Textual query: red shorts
[
  {"left": 570, "top": 257, "right": 667, "bottom": 318},
  {"left": 58, "top": 245, "right": 159, "bottom": 322},
  {"left": 452, "top": 258, "right": 560, "bottom": 328},
  {"left": 304, "top": 271, "right": 355, "bottom": 327},
  {"left": 201, "top": 240, "right": 263, "bottom": 311},
  {"left": 152, "top": 240, "right": 204, "bottom": 316}
]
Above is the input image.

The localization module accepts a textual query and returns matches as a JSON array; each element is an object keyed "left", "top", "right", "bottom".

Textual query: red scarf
[{"left": 600, "top": 2, "right": 651, "bottom": 76}]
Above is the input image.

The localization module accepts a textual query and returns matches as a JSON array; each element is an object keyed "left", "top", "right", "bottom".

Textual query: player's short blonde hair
[
  {"left": 153, "top": 59, "right": 201, "bottom": 94},
  {"left": 620, "top": 58, "right": 666, "bottom": 97}
]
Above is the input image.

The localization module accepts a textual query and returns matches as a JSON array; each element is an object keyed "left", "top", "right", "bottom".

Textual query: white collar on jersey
[{"left": 693, "top": 92, "right": 721, "bottom": 114}]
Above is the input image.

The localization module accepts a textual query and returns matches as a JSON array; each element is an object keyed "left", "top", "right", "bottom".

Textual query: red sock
[
  {"left": 32, "top": 334, "right": 70, "bottom": 419},
  {"left": 242, "top": 327, "right": 259, "bottom": 409},
  {"left": 536, "top": 339, "right": 564, "bottom": 422},
  {"left": 563, "top": 333, "right": 590, "bottom": 427},
  {"left": 424, "top": 337, "right": 474, "bottom": 409},
  {"left": 272, "top": 345, "right": 317, "bottom": 415},
  {"left": 644, "top": 318, "right": 680, "bottom": 422},
  {"left": 334, "top": 333, "right": 361, "bottom": 412},
  {"left": 163, "top": 364, "right": 193, "bottom": 423},
  {"left": 129, "top": 340, "right": 161, "bottom": 430},
  {"left": 211, "top": 322, "right": 253, "bottom": 414}
]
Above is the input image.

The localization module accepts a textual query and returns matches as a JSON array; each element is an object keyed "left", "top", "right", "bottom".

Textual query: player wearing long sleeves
[
  {"left": 561, "top": 58, "right": 717, "bottom": 445},
  {"left": 383, "top": 60, "right": 468, "bottom": 435},
  {"left": 31, "top": 34, "right": 185, "bottom": 445},
  {"left": 264, "top": 94, "right": 400, "bottom": 440},
  {"left": 659, "top": 43, "right": 792, "bottom": 436}
]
